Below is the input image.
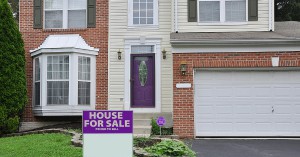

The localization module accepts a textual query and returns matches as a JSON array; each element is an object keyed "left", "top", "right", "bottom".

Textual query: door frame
[
  {"left": 124, "top": 39, "right": 161, "bottom": 113},
  {"left": 130, "top": 53, "right": 155, "bottom": 108}
]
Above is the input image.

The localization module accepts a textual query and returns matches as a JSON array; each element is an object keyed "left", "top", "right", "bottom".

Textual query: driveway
[{"left": 185, "top": 139, "right": 300, "bottom": 157}]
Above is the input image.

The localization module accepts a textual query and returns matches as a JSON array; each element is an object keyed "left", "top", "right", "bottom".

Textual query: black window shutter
[
  {"left": 87, "top": 0, "right": 96, "bottom": 28},
  {"left": 33, "top": 0, "right": 42, "bottom": 29},
  {"left": 248, "top": 0, "right": 258, "bottom": 21},
  {"left": 188, "top": 0, "right": 197, "bottom": 22}
]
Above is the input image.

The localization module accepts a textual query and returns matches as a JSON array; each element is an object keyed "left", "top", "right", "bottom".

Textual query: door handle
[{"left": 272, "top": 106, "right": 274, "bottom": 113}]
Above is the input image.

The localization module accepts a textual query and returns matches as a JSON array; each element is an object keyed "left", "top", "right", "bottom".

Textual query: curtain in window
[
  {"left": 225, "top": 0, "right": 246, "bottom": 22},
  {"left": 68, "top": 0, "right": 87, "bottom": 28},
  {"left": 44, "top": 0, "right": 86, "bottom": 29},
  {"left": 199, "top": 1, "right": 220, "bottom": 22}
]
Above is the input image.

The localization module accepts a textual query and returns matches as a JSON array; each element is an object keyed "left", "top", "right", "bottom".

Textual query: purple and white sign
[
  {"left": 156, "top": 116, "right": 166, "bottom": 127},
  {"left": 82, "top": 110, "right": 133, "bottom": 134}
]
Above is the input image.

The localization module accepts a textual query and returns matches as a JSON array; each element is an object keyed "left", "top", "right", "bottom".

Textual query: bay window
[{"left": 31, "top": 34, "right": 98, "bottom": 116}]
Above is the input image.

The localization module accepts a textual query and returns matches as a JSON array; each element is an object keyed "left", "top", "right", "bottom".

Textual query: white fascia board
[
  {"left": 30, "top": 48, "right": 99, "bottom": 57},
  {"left": 170, "top": 39, "right": 300, "bottom": 46}
]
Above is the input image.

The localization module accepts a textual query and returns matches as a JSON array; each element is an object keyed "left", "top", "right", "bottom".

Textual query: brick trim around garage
[{"left": 173, "top": 52, "right": 300, "bottom": 138}]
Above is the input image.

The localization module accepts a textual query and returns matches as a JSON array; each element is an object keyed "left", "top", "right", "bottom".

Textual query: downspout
[
  {"left": 175, "top": 0, "right": 178, "bottom": 33},
  {"left": 269, "top": 0, "right": 274, "bottom": 31}
]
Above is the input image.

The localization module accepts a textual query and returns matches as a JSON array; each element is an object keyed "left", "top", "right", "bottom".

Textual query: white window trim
[
  {"left": 197, "top": 0, "right": 248, "bottom": 25},
  {"left": 43, "top": 0, "right": 87, "bottom": 29},
  {"left": 124, "top": 39, "right": 161, "bottom": 113},
  {"left": 127, "top": 0, "right": 159, "bottom": 28},
  {"left": 33, "top": 53, "right": 96, "bottom": 116}
]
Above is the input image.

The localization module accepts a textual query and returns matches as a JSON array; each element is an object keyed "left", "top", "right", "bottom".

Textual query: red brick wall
[
  {"left": 173, "top": 52, "right": 300, "bottom": 138},
  {"left": 20, "top": 0, "right": 108, "bottom": 122}
]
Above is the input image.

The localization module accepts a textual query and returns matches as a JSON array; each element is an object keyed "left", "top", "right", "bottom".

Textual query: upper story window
[
  {"left": 128, "top": 0, "right": 159, "bottom": 27},
  {"left": 198, "top": 0, "right": 246, "bottom": 23},
  {"left": 44, "top": 0, "right": 87, "bottom": 29}
]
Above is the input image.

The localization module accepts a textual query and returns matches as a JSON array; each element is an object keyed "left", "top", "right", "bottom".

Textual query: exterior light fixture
[
  {"left": 180, "top": 61, "right": 187, "bottom": 76},
  {"left": 117, "top": 49, "right": 122, "bottom": 60},
  {"left": 162, "top": 49, "right": 167, "bottom": 59}
]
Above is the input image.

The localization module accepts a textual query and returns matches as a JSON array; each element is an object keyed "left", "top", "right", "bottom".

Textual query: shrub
[
  {"left": 145, "top": 140, "right": 196, "bottom": 157},
  {"left": 133, "top": 137, "right": 159, "bottom": 148},
  {"left": 0, "top": 0, "right": 27, "bottom": 134},
  {"left": 151, "top": 118, "right": 160, "bottom": 135}
]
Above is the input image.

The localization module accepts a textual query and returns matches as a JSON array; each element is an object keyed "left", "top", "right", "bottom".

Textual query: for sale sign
[
  {"left": 83, "top": 110, "right": 133, "bottom": 157},
  {"left": 83, "top": 111, "right": 133, "bottom": 133}
]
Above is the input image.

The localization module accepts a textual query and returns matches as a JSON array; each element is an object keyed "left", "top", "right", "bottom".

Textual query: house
[
  {"left": 19, "top": 0, "right": 300, "bottom": 138},
  {"left": 172, "top": 0, "right": 300, "bottom": 138},
  {"left": 19, "top": 0, "right": 108, "bottom": 131}
]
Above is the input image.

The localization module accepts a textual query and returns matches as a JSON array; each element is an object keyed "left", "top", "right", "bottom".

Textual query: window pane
[
  {"left": 68, "top": 10, "right": 87, "bottom": 28},
  {"left": 199, "top": 1, "right": 220, "bottom": 22},
  {"left": 47, "top": 56, "right": 69, "bottom": 80},
  {"left": 47, "top": 81, "right": 69, "bottom": 105},
  {"left": 131, "top": 45, "right": 154, "bottom": 53},
  {"left": 133, "top": 18, "right": 139, "bottom": 24},
  {"left": 78, "top": 56, "right": 91, "bottom": 80},
  {"left": 225, "top": 0, "right": 246, "bottom": 22},
  {"left": 68, "top": 0, "right": 87, "bottom": 9},
  {"left": 78, "top": 82, "right": 90, "bottom": 105},
  {"left": 45, "top": 0, "right": 63, "bottom": 9},
  {"left": 35, "top": 82, "right": 40, "bottom": 106},
  {"left": 45, "top": 11, "right": 63, "bottom": 28},
  {"left": 35, "top": 58, "right": 40, "bottom": 81}
]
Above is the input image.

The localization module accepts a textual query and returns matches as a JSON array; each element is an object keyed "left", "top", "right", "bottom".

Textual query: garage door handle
[{"left": 272, "top": 106, "right": 274, "bottom": 113}]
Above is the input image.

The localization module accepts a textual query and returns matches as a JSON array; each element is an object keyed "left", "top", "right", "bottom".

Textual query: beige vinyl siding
[
  {"left": 109, "top": 0, "right": 173, "bottom": 112},
  {"left": 177, "top": 0, "right": 270, "bottom": 32}
]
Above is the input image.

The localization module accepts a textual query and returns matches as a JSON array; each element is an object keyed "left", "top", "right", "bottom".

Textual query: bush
[
  {"left": 133, "top": 137, "right": 160, "bottom": 148},
  {"left": 0, "top": 0, "right": 27, "bottom": 134},
  {"left": 151, "top": 118, "right": 160, "bottom": 135},
  {"left": 145, "top": 140, "right": 196, "bottom": 157}
]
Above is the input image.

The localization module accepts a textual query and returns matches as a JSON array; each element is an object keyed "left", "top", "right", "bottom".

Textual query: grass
[{"left": 0, "top": 133, "right": 82, "bottom": 157}]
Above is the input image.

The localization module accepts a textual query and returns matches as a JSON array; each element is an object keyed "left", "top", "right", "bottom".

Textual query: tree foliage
[
  {"left": 275, "top": 0, "right": 300, "bottom": 21},
  {"left": 0, "top": 0, "right": 27, "bottom": 134}
]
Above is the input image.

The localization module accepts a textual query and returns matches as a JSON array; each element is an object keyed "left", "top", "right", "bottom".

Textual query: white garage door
[{"left": 194, "top": 70, "right": 300, "bottom": 137}]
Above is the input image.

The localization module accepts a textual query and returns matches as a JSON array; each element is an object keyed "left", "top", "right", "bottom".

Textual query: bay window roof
[{"left": 30, "top": 34, "right": 99, "bottom": 56}]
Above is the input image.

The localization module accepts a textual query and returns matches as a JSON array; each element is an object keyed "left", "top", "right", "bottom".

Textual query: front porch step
[
  {"left": 133, "top": 126, "right": 151, "bottom": 135},
  {"left": 134, "top": 119, "right": 151, "bottom": 126}
]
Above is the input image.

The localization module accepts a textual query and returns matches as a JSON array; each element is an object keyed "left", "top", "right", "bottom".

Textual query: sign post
[
  {"left": 82, "top": 110, "right": 133, "bottom": 157},
  {"left": 156, "top": 116, "right": 166, "bottom": 136}
]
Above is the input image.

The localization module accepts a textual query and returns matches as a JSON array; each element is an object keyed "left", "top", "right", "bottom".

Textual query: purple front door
[{"left": 131, "top": 54, "right": 155, "bottom": 108}]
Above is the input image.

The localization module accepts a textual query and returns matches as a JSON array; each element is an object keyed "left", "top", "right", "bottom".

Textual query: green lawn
[{"left": 0, "top": 133, "right": 82, "bottom": 157}]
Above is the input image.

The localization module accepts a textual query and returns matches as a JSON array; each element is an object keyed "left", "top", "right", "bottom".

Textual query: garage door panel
[{"left": 195, "top": 70, "right": 300, "bottom": 137}]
